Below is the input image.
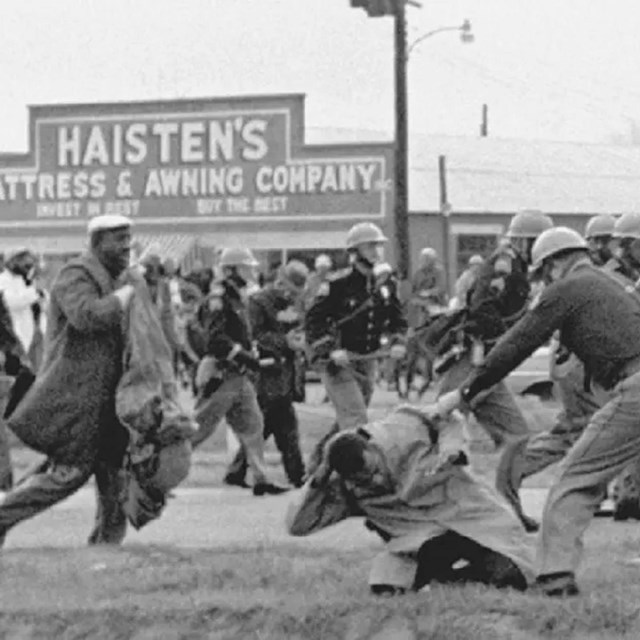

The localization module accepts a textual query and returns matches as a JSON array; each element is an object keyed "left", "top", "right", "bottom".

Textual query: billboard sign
[{"left": 0, "top": 95, "right": 394, "bottom": 228}]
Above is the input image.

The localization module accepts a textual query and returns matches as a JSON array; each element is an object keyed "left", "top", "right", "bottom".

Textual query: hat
[{"left": 87, "top": 214, "right": 132, "bottom": 235}]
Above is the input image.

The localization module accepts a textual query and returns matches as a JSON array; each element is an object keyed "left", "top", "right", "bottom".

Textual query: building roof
[{"left": 306, "top": 128, "right": 640, "bottom": 215}]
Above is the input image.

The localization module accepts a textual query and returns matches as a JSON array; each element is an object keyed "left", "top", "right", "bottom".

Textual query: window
[
  {"left": 450, "top": 224, "right": 505, "bottom": 279},
  {"left": 455, "top": 234, "right": 499, "bottom": 276}
]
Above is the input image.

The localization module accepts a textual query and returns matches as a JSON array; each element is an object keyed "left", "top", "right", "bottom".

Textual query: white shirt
[{"left": 0, "top": 270, "right": 39, "bottom": 352}]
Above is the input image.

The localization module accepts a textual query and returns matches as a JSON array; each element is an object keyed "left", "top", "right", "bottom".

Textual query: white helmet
[
  {"left": 219, "top": 247, "right": 259, "bottom": 267},
  {"left": 530, "top": 227, "right": 588, "bottom": 273},
  {"left": 613, "top": 212, "right": 640, "bottom": 241},
  {"left": 506, "top": 210, "right": 554, "bottom": 239},
  {"left": 346, "top": 222, "right": 388, "bottom": 249},
  {"left": 584, "top": 214, "right": 616, "bottom": 240}
]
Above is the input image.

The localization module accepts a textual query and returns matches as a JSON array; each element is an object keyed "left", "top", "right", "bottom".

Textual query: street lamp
[
  {"left": 393, "top": 10, "right": 474, "bottom": 284},
  {"left": 406, "top": 19, "right": 474, "bottom": 293},
  {"left": 349, "top": 1, "right": 473, "bottom": 285},
  {"left": 407, "top": 20, "right": 474, "bottom": 57}
]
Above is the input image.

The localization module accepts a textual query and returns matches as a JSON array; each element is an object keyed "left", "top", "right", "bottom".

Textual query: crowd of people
[{"left": 1, "top": 210, "right": 639, "bottom": 600}]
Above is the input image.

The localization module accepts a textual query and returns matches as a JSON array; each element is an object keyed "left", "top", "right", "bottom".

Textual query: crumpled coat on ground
[
  {"left": 7, "top": 254, "right": 126, "bottom": 467},
  {"left": 286, "top": 410, "right": 535, "bottom": 588}
]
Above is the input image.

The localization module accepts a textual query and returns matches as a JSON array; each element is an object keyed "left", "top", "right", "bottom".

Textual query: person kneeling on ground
[{"left": 285, "top": 406, "right": 534, "bottom": 595}]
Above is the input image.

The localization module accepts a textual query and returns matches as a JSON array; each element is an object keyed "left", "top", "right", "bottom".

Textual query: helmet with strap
[
  {"left": 346, "top": 222, "right": 388, "bottom": 249},
  {"left": 506, "top": 210, "right": 553, "bottom": 239},
  {"left": 530, "top": 227, "right": 588, "bottom": 272}
]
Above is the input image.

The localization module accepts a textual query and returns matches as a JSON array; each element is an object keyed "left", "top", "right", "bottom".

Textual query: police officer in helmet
[
  {"left": 584, "top": 214, "right": 616, "bottom": 267},
  {"left": 225, "top": 260, "right": 310, "bottom": 488},
  {"left": 304, "top": 222, "right": 407, "bottom": 472},
  {"left": 599, "top": 212, "right": 640, "bottom": 519},
  {"left": 412, "top": 226, "right": 640, "bottom": 596},
  {"left": 436, "top": 210, "right": 553, "bottom": 450},
  {"left": 608, "top": 212, "right": 640, "bottom": 282},
  {"left": 191, "top": 247, "right": 288, "bottom": 496}
]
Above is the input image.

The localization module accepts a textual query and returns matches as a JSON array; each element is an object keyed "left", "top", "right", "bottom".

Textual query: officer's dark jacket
[
  {"left": 463, "top": 259, "right": 640, "bottom": 401},
  {"left": 603, "top": 256, "right": 640, "bottom": 283},
  {"left": 250, "top": 285, "right": 303, "bottom": 400},
  {"left": 197, "top": 278, "right": 253, "bottom": 365},
  {"left": 466, "top": 245, "right": 530, "bottom": 343},
  {"left": 304, "top": 264, "right": 407, "bottom": 358}
]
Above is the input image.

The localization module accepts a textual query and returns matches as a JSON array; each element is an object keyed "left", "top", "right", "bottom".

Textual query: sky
[{"left": 1, "top": 0, "right": 640, "bottom": 152}]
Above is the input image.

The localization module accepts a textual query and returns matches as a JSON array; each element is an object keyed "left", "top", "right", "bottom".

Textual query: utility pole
[
  {"left": 480, "top": 103, "right": 488, "bottom": 137},
  {"left": 438, "top": 155, "right": 451, "bottom": 293},
  {"left": 350, "top": 0, "right": 411, "bottom": 282},
  {"left": 393, "top": 1, "right": 410, "bottom": 281}
]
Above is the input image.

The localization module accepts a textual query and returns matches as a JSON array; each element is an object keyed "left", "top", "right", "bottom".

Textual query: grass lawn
[
  {"left": 4, "top": 387, "right": 634, "bottom": 639},
  {"left": 2, "top": 534, "right": 640, "bottom": 640}
]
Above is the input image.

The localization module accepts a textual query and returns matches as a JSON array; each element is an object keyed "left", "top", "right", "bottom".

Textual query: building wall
[{"left": 408, "top": 211, "right": 593, "bottom": 295}]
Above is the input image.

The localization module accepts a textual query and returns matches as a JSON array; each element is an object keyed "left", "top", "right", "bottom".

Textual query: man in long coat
[
  {"left": 0, "top": 214, "right": 137, "bottom": 546},
  {"left": 286, "top": 407, "right": 534, "bottom": 594}
]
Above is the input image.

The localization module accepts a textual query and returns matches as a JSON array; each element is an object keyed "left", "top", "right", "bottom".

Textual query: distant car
[{"left": 506, "top": 347, "right": 553, "bottom": 399}]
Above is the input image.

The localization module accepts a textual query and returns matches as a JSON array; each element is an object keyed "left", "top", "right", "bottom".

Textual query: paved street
[
  {"left": 3, "top": 485, "right": 548, "bottom": 552},
  {"left": 2, "top": 382, "right": 553, "bottom": 552}
]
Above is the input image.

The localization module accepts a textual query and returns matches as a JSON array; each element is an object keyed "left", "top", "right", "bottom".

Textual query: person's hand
[
  {"left": 389, "top": 344, "right": 406, "bottom": 360},
  {"left": 195, "top": 356, "right": 217, "bottom": 389},
  {"left": 396, "top": 403, "right": 442, "bottom": 422},
  {"left": 309, "top": 459, "right": 334, "bottom": 489},
  {"left": 330, "top": 349, "right": 349, "bottom": 367},
  {"left": 436, "top": 390, "right": 462, "bottom": 416},
  {"left": 397, "top": 391, "right": 461, "bottom": 422},
  {"left": 114, "top": 284, "right": 135, "bottom": 308},
  {"left": 123, "top": 264, "right": 146, "bottom": 285}
]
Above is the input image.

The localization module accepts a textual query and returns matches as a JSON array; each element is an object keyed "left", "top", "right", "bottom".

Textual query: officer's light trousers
[
  {"left": 537, "top": 368, "right": 640, "bottom": 576},
  {"left": 496, "top": 357, "right": 599, "bottom": 523},
  {"left": 193, "top": 373, "right": 271, "bottom": 485},
  {"left": 438, "top": 353, "right": 529, "bottom": 447},
  {"left": 226, "top": 396, "right": 305, "bottom": 487},
  {"left": 307, "top": 359, "right": 377, "bottom": 475},
  {"left": 323, "top": 359, "right": 376, "bottom": 431}
]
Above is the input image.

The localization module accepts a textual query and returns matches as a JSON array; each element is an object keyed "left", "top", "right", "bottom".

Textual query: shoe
[
  {"left": 252, "top": 482, "right": 290, "bottom": 496},
  {"left": 533, "top": 573, "right": 580, "bottom": 597},
  {"left": 223, "top": 474, "right": 250, "bottom": 489},
  {"left": 594, "top": 506, "right": 613, "bottom": 518}
]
